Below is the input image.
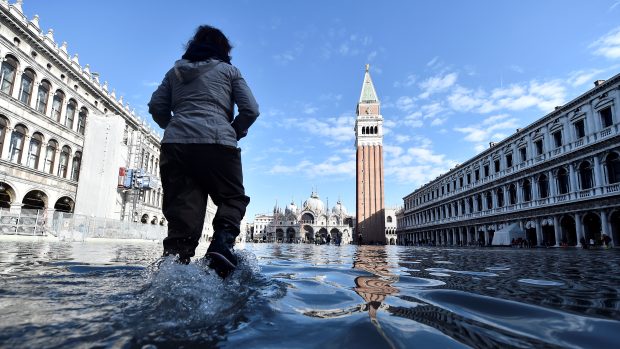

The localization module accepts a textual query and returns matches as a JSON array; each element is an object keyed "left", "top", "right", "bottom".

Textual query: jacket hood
[{"left": 173, "top": 59, "right": 221, "bottom": 84}]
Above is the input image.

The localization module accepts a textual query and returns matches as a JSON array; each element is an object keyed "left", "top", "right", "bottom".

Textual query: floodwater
[{"left": 1, "top": 237, "right": 619, "bottom": 349}]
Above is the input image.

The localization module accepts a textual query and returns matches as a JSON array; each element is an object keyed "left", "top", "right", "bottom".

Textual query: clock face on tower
[{"left": 365, "top": 107, "right": 371, "bottom": 114}]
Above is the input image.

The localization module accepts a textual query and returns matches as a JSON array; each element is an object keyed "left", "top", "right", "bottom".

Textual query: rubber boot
[{"left": 206, "top": 230, "right": 238, "bottom": 278}]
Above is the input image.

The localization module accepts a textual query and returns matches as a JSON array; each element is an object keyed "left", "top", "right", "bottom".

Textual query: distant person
[
  {"left": 148, "top": 25, "right": 259, "bottom": 277},
  {"left": 602, "top": 234, "right": 611, "bottom": 248},
  {"left": 580, "top": 237, "right": 588, "bottom": 249},
  {"left": 326, "top": 235, "right": 331, "bottom": 245}
]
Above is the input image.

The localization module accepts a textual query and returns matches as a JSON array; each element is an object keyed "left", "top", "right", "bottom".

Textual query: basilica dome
[
  {"left": 285, "top": 201, "right": 297, "bottom": 215},
  {"left": 303, "top": 191, "right": 325, "bottom": 212},
  {"left": 332, "top": 200, "right": 347, "bottom": 216}
]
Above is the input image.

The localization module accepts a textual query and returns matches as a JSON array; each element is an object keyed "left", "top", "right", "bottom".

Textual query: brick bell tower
[{"left": 355, "top": 64, "right": 385, "bottom": 244}]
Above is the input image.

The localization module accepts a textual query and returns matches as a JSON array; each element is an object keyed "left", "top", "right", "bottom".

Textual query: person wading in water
[{"left": 148, "top": 25, "right": 259, "bottom": 277}]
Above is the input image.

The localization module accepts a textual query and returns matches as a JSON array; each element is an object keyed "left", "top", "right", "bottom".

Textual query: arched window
[
  {"left": 0, "top": 55, "right": 18, "bottom": 95},
  {"left": 374, "top": 126, "right": 378, "bottom": 134},
  {"left": 508, "top": 184, "right": 517, "bottom": 205},
  {"left": 65, "top": 99, "right": 77, "bottom": 129},
  {"left": 77, "top": 107, "right": 87, "bottom": 135},
  {"left": 26, "top": 132, "right": 43, "bottom": 169},
  {"left": 71, "top": 151, "right": 81, "bottom": 181},
  {"left": 467, "top": 197, "right": 473, "bottom": 212},
  {"left": 522, "top": 179, "right": 532, "bottom": 202},
  {"left": 51, "top": 90, "right": 65, "bottom": 121},
  {"left": 8, "top": 124, "right": 27, "bottom": 163},
  {"left": 579, "top": 161, "right": 593, "bottom": 190},
  {"left": 557, "top": 167, "right": 570, "bottom": 194},
  {"left": 0, "top": 116, "right": 8, "bottom": 156},
  {"left": 486, "top": 191, "right": 493, "bottom": 209},
  {"left": 58, "top": 145, "right": 71, "bottom": 178},
  {"left": 387, "top": 216, "right": 393, "bottom": 223},
  {"left": 18, "top": 68, "right": 35, "bottom": 105},
  {"left": 36, "top": 80, "right": 51, "bottom": 114},
  {"left": 496, "top": 188, "right": 504, "bottom": 207},
  {"left": 476, "top": 194, "right": 482, "bottom": 211},
  {"left": 361, "top": 127, "right": 365, "bottom": 135},
  {"left": 605, "top": 152, "right": 620, "bottom": 184},
  {"left": 538, "top": 174, "right": 549, "bottom": 198},
  {"left": 43, "top": 140, "right": 58, "bottom": 174}
]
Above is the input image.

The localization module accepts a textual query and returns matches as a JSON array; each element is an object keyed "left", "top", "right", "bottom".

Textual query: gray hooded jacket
[{"left": 148, "top": 59, "right": 259, "bottom": 146}]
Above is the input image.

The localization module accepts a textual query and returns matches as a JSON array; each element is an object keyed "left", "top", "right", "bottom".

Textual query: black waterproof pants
[{"left": 160, "top": 143, "right": 250, "bottom": 258}]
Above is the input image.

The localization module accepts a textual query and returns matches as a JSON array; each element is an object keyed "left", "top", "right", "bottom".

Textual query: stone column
[
  {"left": 36, "top": 145, "right": 46, "bottom": 172},
  {"left": 484, "top": 226, "right": 489, "bottom": 246},
  {"left": 548, "top": 170, "right": 557, "bottom": 197},
  {"left": 30, "top": 81, "right": 39, "bottom": 110},
  {"left": 473, "top": 195, "right": 478, "bottom": 213},
  {"left": 593, "top": 155, "right": 603, "bottom": 194},
  {"left": 45, "top": 85, "right": 55, "bottom": 118},
  {"left": 9, "top": 202, "right": 22, "bottom": 214},
  {"left": 575, "top": 213, "right": 584, "bottom": 245},
  {"left": 1, "top": 126, "right": 12, "bottom": 160},
  {"left": 569, "top": 163, "right": 578, "bottom": 196},
  {"left": 11, "top": 69, "right": 22, "bottom": 100},
  {"left": 600, "top": 210, "right": 610, "bottom": 242},
  {"left": 535, "top": 218, "right": 543, "bottom": 246},
  {"left": 492, "top": 190, "right": 498, "bottom": 209},
  {"left": 19, "top": 135, "right": 30, "bottom": 166},
  {"left": 562, "top": 116, "right": 572, "bottom": 144},
  {"left": 553, "top": 215, "right": 561, "bottom": 247}
]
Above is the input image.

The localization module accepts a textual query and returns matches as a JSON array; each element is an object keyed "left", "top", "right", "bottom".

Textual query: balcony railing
[
  {"left": 402, "top": 183, "right": 619, "bottom": 230},
  {"left": 404, "top": 125, "right": 618, "bottom": 213},
  {"left": 607, "top": 184, "right": 620, "bottom": 193},
  {"left": 578, "top": 190, "right": 592, "bottom": 198}
]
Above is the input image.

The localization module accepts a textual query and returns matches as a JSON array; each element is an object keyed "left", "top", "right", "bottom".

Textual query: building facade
[
  {"left": 385, "top": 207, "right": 397, "bottom": 245},
  {"left": 0, "top": 1, "right": 165, "bottom": 229},
  {"left": 397, "top": 75, "right": 620, "bottom": 248},
  {"left": 355, "top": 64, "right": 386, "bottom": 244},
  {"left": 251, "top": 191, "right": 355, "bottom": 244}
]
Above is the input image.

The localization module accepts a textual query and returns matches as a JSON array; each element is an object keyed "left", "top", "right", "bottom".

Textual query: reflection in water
[
  {"left": 2, "top": 238, "right": 620, "bottom": 349},
  {"left": 353, "top": 246, "right": 399, "bottom": 322}
]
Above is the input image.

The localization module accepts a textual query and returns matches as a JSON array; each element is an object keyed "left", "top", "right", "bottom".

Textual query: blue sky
[{"left": 23, "top": 0, "right": 620, "bottom": 220}]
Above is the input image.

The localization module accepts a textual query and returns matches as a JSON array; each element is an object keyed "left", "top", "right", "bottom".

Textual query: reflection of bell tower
[{"left": 355, "top": 64, "right": 385, "bottom": 244}]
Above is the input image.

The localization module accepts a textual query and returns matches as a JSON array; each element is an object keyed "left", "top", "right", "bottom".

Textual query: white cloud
[
  {"left": 403, "top": 112, "right": 423, "bottom": 128},
  {"left": 273, "top": 42, "right": 304, "bottom": 64},
  {"left": 431, "top": 117, "right": 446, "bottom": 126},
  {"left": 448, "top": 79, "right": 566, "bottom": 114},
  {"left": 280, "top": 115, "right": 355, "bottom": 146},
  {"left": 590, "top": 26, "right": 620, "bottom": 59},
  {"left": 509, "top": 65, "right": 524, "bottom": 74},
  {"left": 394, "top": 74, "right": 417, "bottom": 88},
  {"left": 142, "top": 81, "right": 160, "bottom": 88},
  {"left": 567, "top": 69, "right": 605, "bottom": 87},
  {"left": 367, "top": 51, "right": 378, "bottom": 61},
  {"left": 420, "top": 102, "right": 444, "bottom": 119},
  {"left": 454, "top": 114, "right": 519, "bottom": 152},
  {"left": 394, "top": 134, "right": 411, "bottom": 143},
  {"left": 384, "top": 142, "right": 456, "bottom": 185},
  {"left": 273, "top": 52, "right": 295, "bottom": 64},
  {"left": 269, "top": 157, "right": 355, "bottom": 178},
  {"left": 418, "top": 72, "right": 458, "bottom": 99},
  {"left": 304, "top": 104, "right": 318, "bottom": 114},
  {"left": 427, "top": 56, "right": 439, "bottom": 67},
  {"left": 396, "top": 96, "right": 416, "bottom": 112}
]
